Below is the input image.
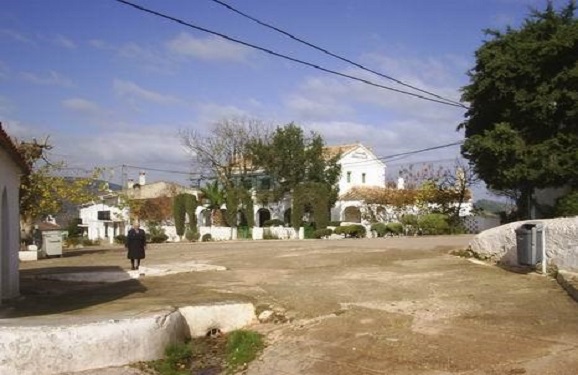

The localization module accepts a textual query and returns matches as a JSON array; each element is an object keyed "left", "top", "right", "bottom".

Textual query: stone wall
[
  {"left": 469, "top": 217, "right": 578, "bottom": 271},
  {"left": 199, "top": 226, "right": 237, "bottom": 241}
]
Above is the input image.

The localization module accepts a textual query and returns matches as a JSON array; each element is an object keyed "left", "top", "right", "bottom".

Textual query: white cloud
[
  {"left": 1, "top": 29, "right": 33, "bottom": 44},
  {"left": 21, "top": 70, "right": 73, "bottom": 87},
  {"left": 167, "top": 33, "right": 251, "bottom": 62},
  {"left": 90, "top": 39, "right": 176, "bottom": 74},
  {"left": 194, "top": 102, "right": 250, "bottom": 126},
  {"left": 61, "top": 98, "right": 104, "bottom": 116},
  {"left": 52, "top": 34, "right": 76, "bottom": 49},
  {"left": 113, "top": 79, "right": 182, "bottom": 105}
]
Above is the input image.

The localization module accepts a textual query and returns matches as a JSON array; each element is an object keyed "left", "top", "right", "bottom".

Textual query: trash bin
[
  {"left": 41, "top": 230, "right": 63, "bottom": 258},
  {"left": 515, "top": 223, "right": 543, "bottom": 266}
]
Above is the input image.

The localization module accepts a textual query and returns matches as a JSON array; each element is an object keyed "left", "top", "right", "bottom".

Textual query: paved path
[{"left": 5, "top": 236, "right": 578, "bottom": 374}]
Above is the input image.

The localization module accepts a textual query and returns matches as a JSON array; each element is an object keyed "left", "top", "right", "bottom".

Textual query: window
[
  {"left": 362, "top": 173, "right": 366, "bottom": 183},
  {"left": 347, "top": 171, "right": 351, "bottom": 183},
  {"left": 97, "top": 210, "right": 111, "bottom": 221}
]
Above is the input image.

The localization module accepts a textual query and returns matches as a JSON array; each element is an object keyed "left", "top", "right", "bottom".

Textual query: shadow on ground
[{"left": 0, "top": 266, "right": 147, "bottom": 319}]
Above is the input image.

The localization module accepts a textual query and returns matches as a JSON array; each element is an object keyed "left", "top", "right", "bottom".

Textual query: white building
[
  {"left": 246, "top": 143, "right": 387, "bottom": 225},
  {"left": 79, "top": 175, "right": 200, "bottom": 243},
  {"left": 78, "top": 193, "right": 128, "bottom": 243},
  {"left": 0, "top": 124, "right": 28, "bottom": 302},
  {"left": 327, "top": 144, "right": 386, "bottom": 222}
]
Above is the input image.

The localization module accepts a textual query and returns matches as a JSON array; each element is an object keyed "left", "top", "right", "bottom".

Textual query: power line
[
  {"left": 113, "top": 0, "right": 465, "bottom": 109},
  {"left": 342, "top": 140, "right": 463, "bottom": 166},
  {"left": 121, "top": 164, "right": 201, "bottom": 176},
  {"left": 208, "top": 0, "right": 466, "bottom": 109}
]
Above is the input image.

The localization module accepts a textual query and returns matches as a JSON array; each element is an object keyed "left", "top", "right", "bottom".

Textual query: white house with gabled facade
[
  {"left": 0, "top": 124, "right": 28, "bottom": 302},
  {"left": 243, "top": 143, "right": 387, "bottom": 226},
  {"left": 326, "top": 144, "right": 386, "bottom": 223}
]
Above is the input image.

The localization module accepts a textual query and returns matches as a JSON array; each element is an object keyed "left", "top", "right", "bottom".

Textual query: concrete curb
[
  {"left": 0, "top": 309, "right": 186, "bottom": 375},
  {"left": 557, "top": 270, "right": 578, "bottom": 303},
  {"left": 0, "top": 303, "right": 256, "bottom": 375}
]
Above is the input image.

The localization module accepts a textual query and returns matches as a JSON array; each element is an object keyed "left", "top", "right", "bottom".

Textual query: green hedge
[
  {"left": 418, "top": 213, "right": 450, "bottom": 235},
  {"left": 313, "top": 228, "right": 333, "bottom": 239},
  {"left": 263, "top": 219, "right": 285, "bottom": 227},
  {"left": 371, "top": 222, "right": 387, "bottom": 237},
  {"left": 334, "top": 224, "right": 366, "bottom": 238}
]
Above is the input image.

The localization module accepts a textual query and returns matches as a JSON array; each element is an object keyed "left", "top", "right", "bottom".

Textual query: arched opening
[
  {"left": 257, "top": 208, "right": 271, "bottom": 227},
  {"left": 342, "top": 206, "right": 361, "bottom": 223}
]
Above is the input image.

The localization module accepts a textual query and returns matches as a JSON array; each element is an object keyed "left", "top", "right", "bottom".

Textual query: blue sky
[{"left": 0, "top": 0, "right": 564, "bottom": 196}]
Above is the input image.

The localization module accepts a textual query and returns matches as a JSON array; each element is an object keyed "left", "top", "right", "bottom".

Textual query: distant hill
[
  {"left": 474, "top": 199, "right": 514, "bottom": 215},
  {"left": 56, "top": 179, "right": 122, "bottom": 227}
]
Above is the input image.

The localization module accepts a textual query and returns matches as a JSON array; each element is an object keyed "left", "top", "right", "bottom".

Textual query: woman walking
[{"left": 125, "top": 221, "right": 146, "bottom": 270}]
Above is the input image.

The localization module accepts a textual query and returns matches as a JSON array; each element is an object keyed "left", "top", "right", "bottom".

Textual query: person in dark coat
[{"left": 125, "top": 221, "right": 146, "bottom": 270}]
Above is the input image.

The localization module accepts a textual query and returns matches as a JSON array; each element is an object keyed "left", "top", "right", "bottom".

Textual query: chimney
[
  {"left": 139, "top": 171, "right": 146, "bottom": 186},
  {"left": 127, "top": 178, "right": 135, "bottom": 189}
]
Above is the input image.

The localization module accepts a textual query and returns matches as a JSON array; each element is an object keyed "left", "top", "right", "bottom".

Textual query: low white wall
[
  {"left": 469, "top": 217, "right": 578, "bottom": 271},
  {"left": 179, "top": 303, "right": 256, "bottom": 337},
  {"left": 0, "top": 310, "right": 186, "bottom": 375},
  {"left": 0, "top": 301, "right": 257, "bottom": 375},
  {"left": 199, "top": 226, "right": 235, "bottom": 241},
  {"left": 253, "top": 226, "right": 300, "bottom": 240}
]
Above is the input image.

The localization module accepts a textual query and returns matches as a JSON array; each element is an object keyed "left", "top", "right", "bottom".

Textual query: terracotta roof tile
[
  {"left": 323, "top": 144, "right": 359, "bottom": 160},
  {"left": 0, "top": 123, "right": 29, "bottom": 172}
]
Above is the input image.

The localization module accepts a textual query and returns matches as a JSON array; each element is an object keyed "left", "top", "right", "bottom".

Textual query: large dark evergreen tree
[{"left": 459, "top": 1, "right": 578, "bottom": 218}]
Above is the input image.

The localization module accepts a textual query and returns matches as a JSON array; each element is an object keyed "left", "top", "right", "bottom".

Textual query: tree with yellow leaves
[{"left": 16, "top": 137, "right": 103, "bottom": 242}]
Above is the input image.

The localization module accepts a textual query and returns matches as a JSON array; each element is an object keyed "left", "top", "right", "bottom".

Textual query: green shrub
[
  {"left": 82, "top": 238, "right": 99, "bottom": 246},
  {"left": 237, "top": 226, "right": 252, "bottom": 239},
  {"left": 226, "top": 330, "right": 265, "bottom": 374},
  {"left": 313, "top": 228, "right": 333, "bottom": 239},
  {"left": 334, "top": 225, "right": 366, "bottom": 238},
  {"left": 555, "top": 190, "right": 578, "bottom": 217},
  {"left": 114, "top": 234, "right": 126, "bottom": 244},
  {"left": 65, "top": 236, "right": 81, "bottom": 248},
  {"left": 401, "top": 214, "right": 419, "bottom": 235},
  {"left": 303, "top": 223, "right": 315, "bottom": 239},
  {"left": 385, "top": 222, "right": 404, "bottom": 236},
  {"left": 401, "top": 214, "right": 418, "bottom": 226},
  {"left": 201, "top": 233, "right": 212, "bottom": 242},
  {"left": 154, "top": 341, "right": 192, "bottom": 375},
  {"left": 263, "top": 219, "right": 284, "bottom": 227},
  {"left": 418, "top": 213, "right": 450, "bottom": 235},
  {"left": 184, "top": 228, "right": 199, "bottom": 242},
  {"left": 371, "top": 223, "right": 387, "bottom": 237},
  {"left": 150, "top": 234, "right": 169, "bottom": 243},
  {"left": 147, "top": 221, "right": 167, "bottom": 243}
]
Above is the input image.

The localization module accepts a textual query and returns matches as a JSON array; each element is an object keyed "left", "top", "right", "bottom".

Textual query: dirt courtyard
[{"left": 5, "top": 235, "right": 578, "bottom": 374}]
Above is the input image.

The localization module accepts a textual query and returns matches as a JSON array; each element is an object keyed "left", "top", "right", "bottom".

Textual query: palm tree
[{"left": 199, "top": 180, "right": 227, "bottom": 226}]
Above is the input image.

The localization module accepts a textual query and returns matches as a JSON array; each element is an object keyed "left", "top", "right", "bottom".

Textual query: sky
[{"left": 0, "top": 0, "right": 566, "bottom": 198}]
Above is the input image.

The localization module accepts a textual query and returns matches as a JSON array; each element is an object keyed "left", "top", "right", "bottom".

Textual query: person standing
[{"left": 125, "top": 221, "right": 146, "bottom": 270}]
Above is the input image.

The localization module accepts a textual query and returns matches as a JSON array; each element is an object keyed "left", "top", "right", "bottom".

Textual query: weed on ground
[{"left": 133, "top": 329, "right": 264, "bottom": 375}]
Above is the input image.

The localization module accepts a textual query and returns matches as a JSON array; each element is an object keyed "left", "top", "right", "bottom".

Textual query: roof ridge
[{"left": 0, "top": 122, "right": 29, "bottom": 172}]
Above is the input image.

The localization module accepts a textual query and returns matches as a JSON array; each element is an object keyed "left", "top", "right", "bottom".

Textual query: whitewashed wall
[
  {"left": 338, "top": 145, "right": 386, "bottom": 196},
  {"left": 469, "top": 217, "right": 578, "bottom": 271},
  {"left": 199, "top": 226, "right": 237, "bottom": 241},
  {"left": 79, "top": 203, "right": 127, "bottom": 243},
  {"left": 0, "top": 147, "right": 22, "bottom": 301}
]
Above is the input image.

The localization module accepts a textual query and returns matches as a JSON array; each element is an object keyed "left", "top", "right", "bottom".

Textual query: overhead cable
[
  {"left": 208, "top": 0, "right": 466, "bottom": 108},
  {"left": 113, "top": 0, "right": 466, "bottom": 109}
]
